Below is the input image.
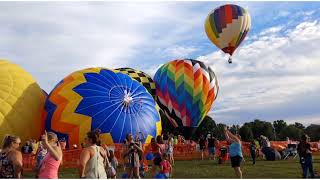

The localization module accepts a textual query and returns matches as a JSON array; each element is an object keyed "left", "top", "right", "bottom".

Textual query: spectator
[
  {"left": 198, "top": 134, "right": 207, "bottom": 160},
  {"left": 106, "top": 150, "right": 117, "bottom": 179},
  {"left": 224, "top": 127, "right": 243, "bottom": 179},
  {"left": 250, "top": 140, "right": 256, "bottom": 165},
  {"left": 122, "top": 134, "right": 143, "bottom": 178},
  {"left": 160, "top": 153, "right": 172, "bottom": 179},
  {"left": 0, "top": 135, "right": 23, "bottom": 178},
  {"left": 167, "top": 134, "right": 174, "bottom": 165},
  {"left": 207, "top": 135, "right": 216, "bottom": 160},
  {"left": 135, "top": 132, "right": 146, "bottom": 144},
  {"left": 21, "top": 141, "right": 33, "bottom": 154},
  {"left": 297, "top": 134, "right": 315, "bottom": 178},
  {"left": 34, "top": 141, "right": 47, "bottom": 177},
  {"left": 37, "top": 131, "right": 63, "bottom": 179},
  {"left": 163, "top": 132, "right": 169, "bottom": 144},
  {"left": 79, "top": 130, "right": 108, "bottom": 178}
]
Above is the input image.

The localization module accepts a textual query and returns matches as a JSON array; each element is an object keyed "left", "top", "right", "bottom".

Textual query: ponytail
[{"left": 2, "top": 135, "right": 19, "bottom": 149}]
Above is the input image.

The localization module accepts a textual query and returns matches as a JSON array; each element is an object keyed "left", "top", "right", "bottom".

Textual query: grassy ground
[{"left": 23, "top": 155, "right": 320, "bottom": 179}]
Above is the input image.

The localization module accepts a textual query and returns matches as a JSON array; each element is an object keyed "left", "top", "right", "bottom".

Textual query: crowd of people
[{"left": 0, "top": 126, "right": 317, "bottom": 179}]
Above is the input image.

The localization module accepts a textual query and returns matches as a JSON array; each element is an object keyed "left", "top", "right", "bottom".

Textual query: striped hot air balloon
[
  {"left": 154, "top": 59, "right": 219, "bottom": 138},
  {"left": 114, "top": 68, "right": 156, "bottom": 100},
  {"left": 205, "top": 4, "right": 251, "bottom": 63}
]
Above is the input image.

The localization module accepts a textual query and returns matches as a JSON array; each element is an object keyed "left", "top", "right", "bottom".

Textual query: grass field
[{"left": 23, "top": 155, "right": 320, "bottom": 179}]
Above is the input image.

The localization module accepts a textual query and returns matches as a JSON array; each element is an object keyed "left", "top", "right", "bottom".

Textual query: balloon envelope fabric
[
  {"left": 205, "top": 4, "right": 251, "bottom": 56},
  {"left": 114, "top": 68, "right": 156, "bottom": 100},
  {"left": 45, "top": 68, "right": 161, "bottom": 146},
  {"left": 154, "top": 59, "right": 219, "bottom": 128},
  {"left": 0, "top": 60, "right": 46, "bottom": 143}
]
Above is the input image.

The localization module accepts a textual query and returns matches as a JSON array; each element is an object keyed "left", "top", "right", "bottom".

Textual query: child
[
  {"left": 108, "top": 150, "right": 118, "bottom": 178},
  {"left": 249, "top": 140, "right": 256, "bottom": 165},
  {"left": 160, "top": 153, "right": 172, "bottom": 179}
]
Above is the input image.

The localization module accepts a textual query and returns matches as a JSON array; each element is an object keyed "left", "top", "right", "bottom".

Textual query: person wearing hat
[{"left": 297, "top": 134, "right": 315, "bottom": 178}]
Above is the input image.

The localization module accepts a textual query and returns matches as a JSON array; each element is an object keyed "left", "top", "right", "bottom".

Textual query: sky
[{"left": 0, "top": 1, "right": 319, "bottom": 126}]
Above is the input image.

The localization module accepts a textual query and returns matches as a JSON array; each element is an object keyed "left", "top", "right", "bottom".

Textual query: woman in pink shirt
[
  {"left": 38, "top": 131, "right": 63, "bottom": 179},
  {"left": 160, "top": 153, "right": 172, "bottom": 178}
]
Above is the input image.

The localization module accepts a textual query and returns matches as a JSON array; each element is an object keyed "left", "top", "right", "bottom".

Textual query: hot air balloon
[
  {"left": 45, "top": 68, "right": 161, "bottom": 147},
  {"left": 154, "top": 59, "right": 218, "bottom": 138},
  {"left": 0, "top": 60, "right": 46, "bottom": 143},
  {"left": 114, "top": 68, "right": 156, "bottom": 100},
  {"left": 205, "top": 4, "right": 251, "bottom": 63}
]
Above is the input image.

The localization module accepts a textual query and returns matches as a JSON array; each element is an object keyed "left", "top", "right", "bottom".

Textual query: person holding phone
[
  {"left": 123, "top": 134, "right": 143, "bottom": 178},
  {"left": 37, "top": 131, "right": 63, "bottom": 179}
]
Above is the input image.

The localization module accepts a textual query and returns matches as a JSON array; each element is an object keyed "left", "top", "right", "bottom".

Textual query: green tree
[
  {"left": 305, "top": 124, "right": 320, "bottom": 141},
  {"left": 239, "top": 123, "right": 254, "bottom": 141},
  {"left": 215, "top": 123, "right": 227, "bottom": 140},
  {"left": 294, "top": 122, "right": 305, "bottom": 130},
  {"left": 193, "top": 116, "right": 216, "bottom": 140},
  {"left": 250, "top": 119, "right": 275, "bottom": 140},
  {"left": 279, "top": 125, "right": 303, "bottom": 140}
]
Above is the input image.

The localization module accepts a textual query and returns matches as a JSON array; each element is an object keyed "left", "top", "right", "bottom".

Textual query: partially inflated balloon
[
  {"left": 154, "top": 59, "right": 218, "bottom": 136},
  {"left": 0, "top": 60, "right": 46, "bottom": 143},
  {"left": 45, "top": 68, "right": 161, "bottom": 146},
  {"left": 114, "top": 68, "right": 156, "bottom": 100},
  {"left": 205, "top": 4, "right": 251, "bottom": 63}
]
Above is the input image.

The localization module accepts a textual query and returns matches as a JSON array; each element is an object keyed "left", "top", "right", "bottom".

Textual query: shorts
[
  {"left": 153, "top": 156, "right": 162, "bottom": 166},
  {"left": 231, "top": 156, "right": 243, "bottom": 168},
  {"left": 208, "top": 147, "right": 215, "bottom": 155}
]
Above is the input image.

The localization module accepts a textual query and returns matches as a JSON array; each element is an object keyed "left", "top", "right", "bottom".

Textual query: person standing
[
  {"left": 123, "top": 134, "right": 143, "bottom": 178},
  {"left": 79, "top": 130, "right": 108, "bottom": 179},
  {"left": 207, "top": 135, "right": 216, "bottom": 160},
  {"left": 0, "top": 135, "right": 23, "bottom": 178},
  {"left": 160, "top": 153, "right": 172, "bottom": 179},
  {"left": 297, "top": 134, "right": 315, "bottom": 178},
  {"left": 249, "top": 140, "right": 256, "bottom": 165},
  {"left": 198, "top": 135, "right": 207, "bottom": 160},
  {"left": 224, "top": 127, "right": 243, "bottom": 179},
  {"left": 167, "top": 134, "right": 174, "bottom": 165},
  {"left": 37, "top": 131, "right": 63, "bottom": 179}
]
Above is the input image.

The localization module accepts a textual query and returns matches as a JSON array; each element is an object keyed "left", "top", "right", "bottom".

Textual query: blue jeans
[{"left": 300, "top": 155, "right": 315, "bottom": 178}]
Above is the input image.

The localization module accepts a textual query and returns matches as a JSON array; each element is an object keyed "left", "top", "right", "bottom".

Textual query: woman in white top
[{"left": 80, "top": 130, "right": 108, "bottom": 179}]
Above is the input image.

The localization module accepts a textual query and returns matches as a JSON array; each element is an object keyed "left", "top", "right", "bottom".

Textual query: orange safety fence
[{"left": 23, "top": 141, "right": 320, "bottom": 171}]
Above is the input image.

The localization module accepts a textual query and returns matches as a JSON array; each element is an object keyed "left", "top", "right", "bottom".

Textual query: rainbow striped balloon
[
  {"left": 205, "top": 4, "right": 251, "bottom": 60},
  {"left": 154, "top": 59, "right": 219, "bottom": 129}
]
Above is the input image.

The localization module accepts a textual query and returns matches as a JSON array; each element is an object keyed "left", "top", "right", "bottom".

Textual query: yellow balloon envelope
[{"left": 0, "top": 60, "right": 46, "bottom": 143}]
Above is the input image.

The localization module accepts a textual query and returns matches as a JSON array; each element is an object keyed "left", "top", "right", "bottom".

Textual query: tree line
[{"left": 160, "top": 112, "right": 320, "bottom": 142}]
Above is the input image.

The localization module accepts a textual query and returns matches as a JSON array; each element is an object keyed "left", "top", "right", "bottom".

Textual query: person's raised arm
[
  {"left": 79, "top": 149, "right": 90, "bottom": 178},
  {"left": 42, "top": 131, "right": 62, "bottom": 161},
  {"left": 226, "top": 130, "right": 241, "bottom": 143}
]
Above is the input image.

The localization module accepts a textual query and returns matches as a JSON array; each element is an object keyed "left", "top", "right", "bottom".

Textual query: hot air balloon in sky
[
  {"left": 205, "top": 4, "right": 251, "bottom": 63},
  {"left": 0, "top": 60, "right": 46, "bottom": 143},
  {"left": 45, "top": 67, "right": 161, "bottom": 146},
  {"left": 114, "top": 68, "right": 156, "bottom": 100},
  {"left": 154, "top": 59, "right": 219, "bottom": 138}
]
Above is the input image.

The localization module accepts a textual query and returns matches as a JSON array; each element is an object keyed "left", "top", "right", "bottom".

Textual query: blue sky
[{"left": 0, "top": 2, "right": 320, "bottom": 126}]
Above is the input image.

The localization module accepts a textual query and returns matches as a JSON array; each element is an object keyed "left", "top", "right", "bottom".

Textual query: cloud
[
  {"left": 0, "top": 2, "right": 207, "bottom": 92},
  {"left": 199, "top": 18, "right": 320, "bottom": 126}
]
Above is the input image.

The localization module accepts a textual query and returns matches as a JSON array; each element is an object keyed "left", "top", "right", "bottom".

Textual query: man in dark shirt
[
  {"left": 297, "top": 134, "right": 315, "bottom": 178},
  {"left": 207, "top": 135, "right": 216, "bottom": 160},
  {"left": 198, "top": 135, "right": 207, "bottom": 160}
]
